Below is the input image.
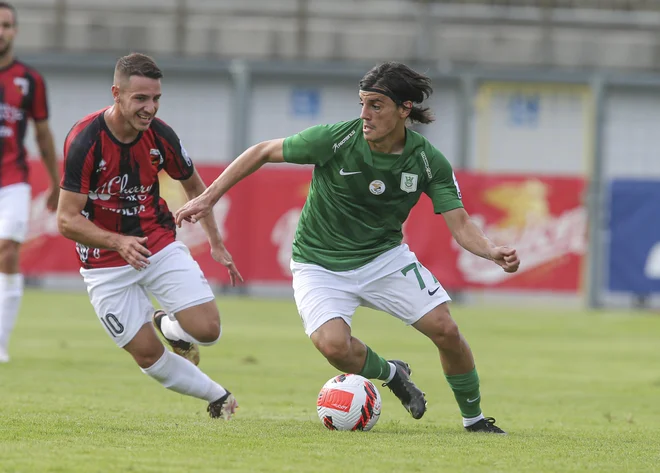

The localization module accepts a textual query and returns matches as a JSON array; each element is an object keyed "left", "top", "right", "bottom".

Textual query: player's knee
[
  {"left": 442, "top": 319, "right": 461, "bottom": 343},
  {"left": 316, "top": 337, "right": 351, "bottom": 365},
  {"left": 196, "top": 321, "right": 222, "bottom": 346},
  {"left": 0, "top": 240, "right": 20, "bottom": 272},
  {"left": 430, "top": 316, "right": 461, "bottom": 348}
]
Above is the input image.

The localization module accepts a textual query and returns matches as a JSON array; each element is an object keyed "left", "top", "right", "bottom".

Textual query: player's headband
[{"left": 360, "top": 87, "right": 409, "bottom": 106}]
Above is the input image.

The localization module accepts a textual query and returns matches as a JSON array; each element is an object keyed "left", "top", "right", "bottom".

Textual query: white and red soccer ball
[{"left": 317, "top": 374, "right": 382, "bottom": 431}]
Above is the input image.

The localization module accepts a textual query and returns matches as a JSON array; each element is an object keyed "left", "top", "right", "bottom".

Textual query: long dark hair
[{"left": 359, "top": 62, "right": 434, "bottom": 124}]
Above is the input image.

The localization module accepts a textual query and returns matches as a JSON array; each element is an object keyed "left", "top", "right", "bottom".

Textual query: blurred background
[{"left": 13, "top": 0, "right": 660, "bottom": 309}]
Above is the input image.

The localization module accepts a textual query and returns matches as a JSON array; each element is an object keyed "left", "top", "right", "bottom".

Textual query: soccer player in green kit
[{"left": 175, "top": 62, "right": 520, "bottom": 434}]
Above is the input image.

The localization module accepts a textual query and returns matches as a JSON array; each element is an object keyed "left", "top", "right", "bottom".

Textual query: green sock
[
  {"left": 358, "top": 346, "right": 391, "bottom": 381},
  {"left": 445, "top": 367, "right": 482, "bottom": 418}
]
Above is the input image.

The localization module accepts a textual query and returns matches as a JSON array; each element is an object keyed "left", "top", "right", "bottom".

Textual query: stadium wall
[{"left": 18, "top": 53, "right": 660, "bottom": 308}]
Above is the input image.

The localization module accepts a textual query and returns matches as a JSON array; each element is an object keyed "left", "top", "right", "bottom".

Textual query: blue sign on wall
[
  {"left": 508, "top": 93, "right": 540, "bottom": 128},
  {"left": 291, "top": 88, "right": 321, "bottom": 119},
  {"left": 608, "top": 179, "right": 660, "bottom": 293}
]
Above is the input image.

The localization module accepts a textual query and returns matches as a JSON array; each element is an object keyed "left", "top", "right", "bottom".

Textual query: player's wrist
[
  {"left": 107, "top": 234, "right": 122, "bottom": 251},
  {"left": 206, "top": 190, "right": 221, "bottom": 207},
  {"left": 208, "top": 236, "right": 225, "bottom": 250},
  {"left": 485, "top": 243, "right": 499, "bottom": 261}
]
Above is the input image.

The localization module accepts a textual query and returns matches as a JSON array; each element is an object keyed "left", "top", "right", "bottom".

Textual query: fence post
[
  {"left": 296, "top": 0, "right": 309, "bottom": 59},
  {"left": 175, "top": 0, "right": 189, "bottom": 57},
  {"left": 229, "top": 59, "right": 251, "bottom": 161},
  {"left": 457, "top": 74, "right": 475, "bottom": 170},
  {"left": 587, "top": 75, "right": 606, "bottom": 309},
  {"left": 53, "top": 0, "right": 67, "bottom": 51}
]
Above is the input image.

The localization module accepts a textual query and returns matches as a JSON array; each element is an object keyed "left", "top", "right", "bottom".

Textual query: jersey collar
[
  {"left": 100, "top": 109, "right": 144, "bottom": 148},
  {"left": 361, "top": 127, "right": 415, "bottom": 171}
]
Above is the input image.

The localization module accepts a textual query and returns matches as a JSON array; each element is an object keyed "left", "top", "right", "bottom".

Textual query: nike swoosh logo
[
  {"left": 466, "top": 396, "right": 480, "bottom": 403},
  {"left": 339, "top": 168, "right": 362, "bottom": 176},
  {"left": 428, "top": 287, "right": 440, "bottom": 296}
]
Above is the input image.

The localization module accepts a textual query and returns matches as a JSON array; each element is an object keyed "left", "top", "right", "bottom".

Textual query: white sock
[
  {"left": 385, "top": 362, "right": 397, "bottom": 383},
  {"left": 0, "top": 273, "right": 24, "bottom": 353},
  {"left": 160, "top": 313, "right": 221, "bottom": 347},
  {"left": 463, "top": 413, "right": 485, "bottom": 427},
  {"left": 142, "top": 350, "right": 227, "bottom": 402}
]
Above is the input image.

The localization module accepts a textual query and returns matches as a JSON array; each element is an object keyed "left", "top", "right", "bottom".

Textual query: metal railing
[{"left": 13, "top": 0, "right": 660, "bottom": 63}]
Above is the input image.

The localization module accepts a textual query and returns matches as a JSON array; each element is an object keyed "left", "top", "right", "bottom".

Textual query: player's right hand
[
  {"left": 174, "top": 194, "right": 213, "bottom": 227},
  {"left": 116, "top": 236, "right": 151, "bottom": 270},
  {"left": 489, "top": 245, "right": 520, "bottom": 273}
]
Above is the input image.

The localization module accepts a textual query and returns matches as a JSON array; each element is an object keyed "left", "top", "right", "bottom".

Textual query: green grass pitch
[{"left": 1, "top": 290, "right": 659, "bottom": 472}]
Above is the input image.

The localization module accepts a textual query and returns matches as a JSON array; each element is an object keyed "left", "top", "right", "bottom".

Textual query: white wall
[
  {"left": 23, "top": 66, "right": 660, "bottom": 179},
  {"left": 471, "top": 83, "right": 592, "bottom": 175},
  {"left": 421, "top": 85, "right": 460, "bottom": 166},
  {"left": 24, "top": 69, "right": 233, "bottom": 163},
  {"left": 249, "top": 79, "right": 459, "bottom": 164},
  {"left": 249, "top": 78, "right": 357, "bottom": 143},
  {"left": 603, "top": 88, "right": 660, "bottom": 179}
]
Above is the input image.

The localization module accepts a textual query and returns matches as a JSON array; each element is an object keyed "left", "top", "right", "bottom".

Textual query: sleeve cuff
[{"left": 433, "top": 200, "right": 464, "bottom": 214}]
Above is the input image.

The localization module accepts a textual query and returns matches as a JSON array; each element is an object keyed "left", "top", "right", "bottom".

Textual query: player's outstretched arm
[
  {"left": 442, "top": 207, "right": 520, "bottom": 273},
  {"left": 174, "top": 138, "right": 285, "bottom": 226},
  {"left": 57, "top": 189, "right": 152, "bottom": 270},
  {"left": 179, "top": 169, "right": 243, "bottom": 286},
  {"left": 34, "top": 120, "right": 60, "bottom": 212}
]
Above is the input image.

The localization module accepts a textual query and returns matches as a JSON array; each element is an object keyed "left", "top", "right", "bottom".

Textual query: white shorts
[
  {"left": 290, "top": 244, "right": 451, "bottom": 336},
  {"left": 80, "top": 241, "right": 215, "bottom": 347},
  {"left": 0, "top": 183, "right": 31, "bottom": 243}
]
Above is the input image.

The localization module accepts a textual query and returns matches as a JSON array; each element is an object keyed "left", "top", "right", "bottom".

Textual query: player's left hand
[
  {"left": 489, "top": 246, "right": 520, "bottom": 273},
  {"left": 211, "top": 244, "right": 244, "bottom": 286},
  {"left": 45, "top": 185, "right": 60, "bottom": 212}
]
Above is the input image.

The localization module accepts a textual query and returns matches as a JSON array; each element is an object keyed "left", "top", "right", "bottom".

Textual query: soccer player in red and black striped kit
[
  {"left": 0, "top": 2, "right": 60, "bottom": 363},
  {"left": 57, "top": 53, "right": 242, "bottom": 419}
]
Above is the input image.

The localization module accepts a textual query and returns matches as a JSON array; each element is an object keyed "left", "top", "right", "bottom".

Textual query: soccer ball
[{"left": 317, "top": 374, "right": 382, "bottom": 431}]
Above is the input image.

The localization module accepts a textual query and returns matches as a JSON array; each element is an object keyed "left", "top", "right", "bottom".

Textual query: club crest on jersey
[
  {"left": 150, "top": 148, "right": 163, "bottom": 167},
  {"left": 369, "top": 180, "right": 385, "bottom": 195},
  {"left": 13, "top": 77, "right": 29, "bottom": 96},
  {"left": 96, "top": 159, "right": 107, "bottom": 173},
  {"left": 400, "top": 172, "right": 418, "bottom": 193}
]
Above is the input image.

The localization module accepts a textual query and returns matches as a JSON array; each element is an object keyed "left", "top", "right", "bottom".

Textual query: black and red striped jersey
[
  {"left": 61, "top": 108, "right": 194, "bottom": 269},
  {"left": 0, "top": 60, "right": 48, "bottom": 188}
]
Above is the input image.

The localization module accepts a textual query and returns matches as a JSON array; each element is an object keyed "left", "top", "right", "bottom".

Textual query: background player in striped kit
[
  {"left": 0, "top": 2, "right": 60, "bottom": 363},
  {"left": 175, "top": 62, "right": 520, "bottom": 433}
]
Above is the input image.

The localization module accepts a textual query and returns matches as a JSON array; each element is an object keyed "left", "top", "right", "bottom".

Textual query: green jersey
[{"left": 283, "top": 118, "right": 463, "bottom": 271}]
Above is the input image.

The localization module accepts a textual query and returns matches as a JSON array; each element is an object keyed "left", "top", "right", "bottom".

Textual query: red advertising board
[
  {"left": 20, "top": 162, "right": 587, "bottom": 292},
  {"left": 404, "top": 172, "right": 587, "bottom": 291}
]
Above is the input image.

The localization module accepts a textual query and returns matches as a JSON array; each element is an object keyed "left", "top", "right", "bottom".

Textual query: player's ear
[
  {"left": 400, "top": 101, "right": 413, "bottom": 119},
  {"left": 111, "top": 84, "right": 120, "bottom": 103}
]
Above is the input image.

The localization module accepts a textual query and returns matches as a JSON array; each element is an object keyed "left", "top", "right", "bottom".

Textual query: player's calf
[
  {"left": 0, "top": 346, "right": 9, "bottom": 363},
  {"left": 141, "top": 348, "right": 235, "bottom": 418},
  {"left": 169, "top": 301, "right": 222, "bottom": 346},
  {"left": 153, "top": 310, "right": 200, "bottom": 365}
]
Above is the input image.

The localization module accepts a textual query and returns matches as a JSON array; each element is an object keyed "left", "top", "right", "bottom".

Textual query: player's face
[
  {"left": 358, "top": 91, "right": 407, "bottom": 143},
  {"left": 114, "top": 75, "right": 161, "bottom": 132},
  {"left": 0, "top": 8, "right": 17, "bottom": 57}
]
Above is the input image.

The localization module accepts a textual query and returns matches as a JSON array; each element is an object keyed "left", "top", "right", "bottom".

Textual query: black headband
[{"left": 360, "top": 87, "right": 407, "bottom": 106}]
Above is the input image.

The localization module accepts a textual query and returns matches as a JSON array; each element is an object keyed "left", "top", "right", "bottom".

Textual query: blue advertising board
[{"left": 608, "top": 179, "right": 660, "bottom": 293}]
